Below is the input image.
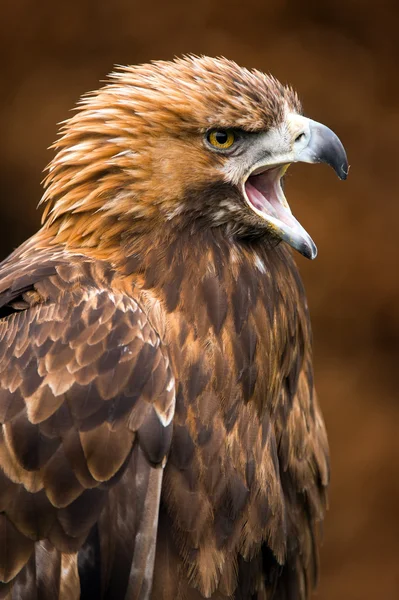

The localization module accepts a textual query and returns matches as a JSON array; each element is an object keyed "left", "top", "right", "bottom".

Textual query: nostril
[{"left": 295, "top": 132, "right": 306, "bottom": 143}]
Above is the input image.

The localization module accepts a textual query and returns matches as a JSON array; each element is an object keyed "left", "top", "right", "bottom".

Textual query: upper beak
[
  {"left": 243, "top": 113, "right": 349, "bottom": 259},
  {"left": 293, "top": 117, "right": 348, "bottom": 181}
]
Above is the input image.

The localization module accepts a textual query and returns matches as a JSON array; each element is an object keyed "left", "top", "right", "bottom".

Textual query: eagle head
[{"left": 42, "top": 55, "right": 348, "bottom": 259}]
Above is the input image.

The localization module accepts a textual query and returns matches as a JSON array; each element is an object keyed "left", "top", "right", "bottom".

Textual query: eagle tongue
[
  {"left": 245, "top": 181, "right": 278, "bottom": 218},
  {"left": 245, "top": 168, "right": 296, "bottom": 229}
]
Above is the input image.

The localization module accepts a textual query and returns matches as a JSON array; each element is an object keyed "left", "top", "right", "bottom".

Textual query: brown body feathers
[{"left": 0, "top": 57, "right": 329, "bottom": 599}]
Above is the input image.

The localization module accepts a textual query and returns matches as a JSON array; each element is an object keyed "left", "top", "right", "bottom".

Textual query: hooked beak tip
[
  {"left": 298, "top": 236, "right": 318, "bottom": 260},
  {"left": 338, "top": 163, "right": 350, "bottom": 181}
]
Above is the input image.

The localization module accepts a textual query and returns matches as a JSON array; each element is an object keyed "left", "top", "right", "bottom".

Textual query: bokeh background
[{"left": 1, "top": 1, "right": 398, "bottom": 598}]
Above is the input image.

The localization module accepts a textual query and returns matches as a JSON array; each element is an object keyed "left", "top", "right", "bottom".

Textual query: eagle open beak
[{"left": 243, "top": 114, "right": 348, "bottom": 259}]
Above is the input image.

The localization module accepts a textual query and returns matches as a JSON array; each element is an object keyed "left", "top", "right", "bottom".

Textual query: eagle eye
[{"left": 207, "top": 129, "right": 235, "bottom": 150}]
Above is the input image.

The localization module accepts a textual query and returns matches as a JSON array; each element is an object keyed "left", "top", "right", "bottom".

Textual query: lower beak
[{"left": 243, "top": 115, "right": 348, "bottom": 259}]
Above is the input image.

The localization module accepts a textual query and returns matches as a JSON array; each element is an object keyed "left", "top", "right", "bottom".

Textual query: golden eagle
[{"left": 0, "top": 56, "right": 347, "bottom": 599}]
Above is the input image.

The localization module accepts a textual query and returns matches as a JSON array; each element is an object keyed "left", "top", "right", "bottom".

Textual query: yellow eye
[{"left": 207, "top": 129, "right": 235, "bottom": 149}]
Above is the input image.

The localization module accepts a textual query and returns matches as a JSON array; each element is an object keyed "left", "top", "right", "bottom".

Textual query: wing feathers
[
  {"left": 137, "top": 407, "right": 173, "bottom": 464},
  {"left": 99, "top": 444, "right": 162, "bottom": 599},
  {"left": 59, "top": 553, "right": 80, "bottom": 600},
  {"left": 0, "top": 515, "right": 33, "bottom": 583},
  {"left": 79, "top": 423, "right": 135, "bottom": 481},
  {"left": 0, "top": 263, "right": 175, "bottom": 594},
  {"left": 124, "top": 446, "right": 164, "bottom": 600}
]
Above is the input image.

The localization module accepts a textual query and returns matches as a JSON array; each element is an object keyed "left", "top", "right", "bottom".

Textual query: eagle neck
[{"left": 123, "top": 226, "right": 312, "bottom": 414}]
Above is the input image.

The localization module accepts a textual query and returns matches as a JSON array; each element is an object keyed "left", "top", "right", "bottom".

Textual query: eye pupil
[{"left": 215, "top": 131, "right": 228, "bottom": 144}]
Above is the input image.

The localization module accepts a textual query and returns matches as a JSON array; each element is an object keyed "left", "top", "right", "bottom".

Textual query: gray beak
[{"left": 295, "top": 119, "right": 348, "bottom": 181}]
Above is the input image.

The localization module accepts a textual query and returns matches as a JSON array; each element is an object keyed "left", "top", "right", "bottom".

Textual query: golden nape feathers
[{"left": 0, "top": 56, "right": 347, "bottom": 599}]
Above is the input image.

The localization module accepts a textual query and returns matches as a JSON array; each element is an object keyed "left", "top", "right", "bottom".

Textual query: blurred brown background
[{"left": 1, "top": 1, "right": 398, "bottom": 598}]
